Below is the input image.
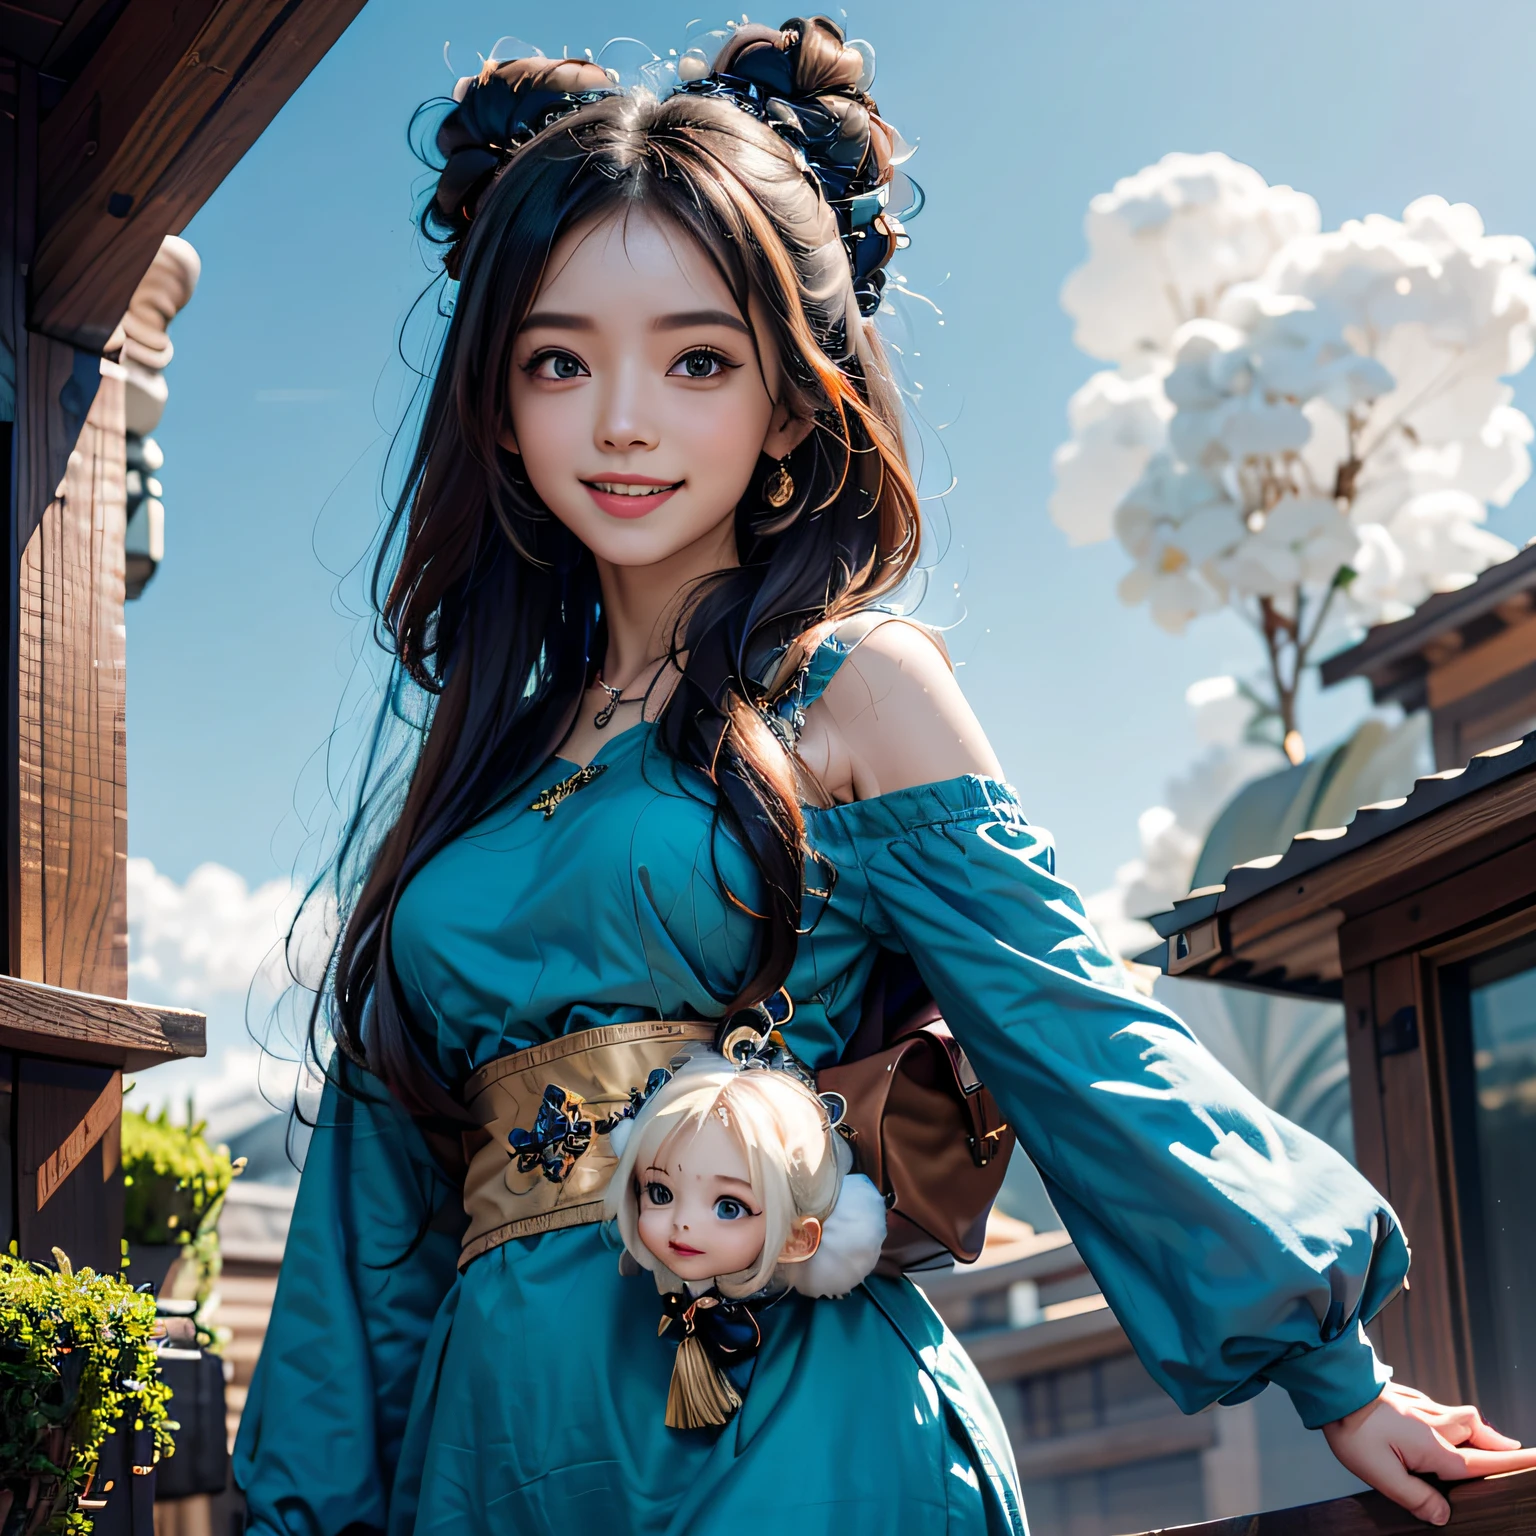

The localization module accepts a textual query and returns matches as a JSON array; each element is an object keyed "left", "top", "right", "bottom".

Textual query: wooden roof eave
[
  {"left": 28, "top": 0, "right": 369, "bottom": 354},
  {"left": 1320, "top": 543, "right": 1536, "bottom": 706},
  {"left": 1141, "top": 735, "right": 1536, "bottom": 995}
]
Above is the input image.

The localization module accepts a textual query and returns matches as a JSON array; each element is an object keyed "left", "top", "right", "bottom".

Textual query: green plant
[
  {"left": 0, "top": 1249, "right": 173, "bottom": 1532},
  {"left": 120, "top": 1108, "right": 237, "bottom": 1252}
]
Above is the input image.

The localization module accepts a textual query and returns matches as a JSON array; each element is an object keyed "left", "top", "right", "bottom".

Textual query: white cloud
[
  {"left": 126, "top": 860, "right": 335, "bottom": 1169},
  {"left": 128, "top": 857, "right": 302, "bottom": 1004}
]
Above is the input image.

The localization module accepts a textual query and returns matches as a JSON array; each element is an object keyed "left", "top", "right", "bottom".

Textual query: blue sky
[{"left": 129, "top": 0, "right": 1536, "bottom": 904}]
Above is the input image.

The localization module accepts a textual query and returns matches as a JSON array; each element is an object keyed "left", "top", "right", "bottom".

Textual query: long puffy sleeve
[
  {"left": 809, "top": 776, "right": 1407, "bottom": 1430},
  {"left": 233, "top": 1062, "right": 464, "bottom": 1533}
]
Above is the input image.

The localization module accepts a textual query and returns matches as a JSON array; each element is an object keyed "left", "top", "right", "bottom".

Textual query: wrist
[
  {"left": 1324, "top": 1382, "right": 1387, "bottom": 1435},
  {"left": 1269, "top": 1320, "right": 1393, "bottom": 1430}
]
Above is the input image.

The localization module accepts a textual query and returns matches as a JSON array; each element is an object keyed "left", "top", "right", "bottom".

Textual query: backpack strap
[{"left": 764, "top": 611, "right": 952, "bottom": 748}]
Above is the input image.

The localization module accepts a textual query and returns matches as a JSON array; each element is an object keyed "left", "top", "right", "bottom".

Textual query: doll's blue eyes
[{"left": 641, "top": 1184, "right": 754, "bottom": 1219}]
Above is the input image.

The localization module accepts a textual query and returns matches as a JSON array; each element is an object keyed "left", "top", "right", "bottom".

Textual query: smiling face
[
  {"left": 637, "top": 1110, "right": 768, "bottom": 1283},
  {"left": 502, "top": 206, "right": 810, "bottom": 572}
]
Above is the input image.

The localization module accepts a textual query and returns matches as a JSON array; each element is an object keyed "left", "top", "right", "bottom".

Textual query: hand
[{"left": 1323, "top": 1381, "right": 1536, "bottom": 1524}]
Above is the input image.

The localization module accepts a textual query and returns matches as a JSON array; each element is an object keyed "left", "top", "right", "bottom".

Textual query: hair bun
[
  {"left": 702, "top": 16, "right": 906, "bottom": 316},
  {"left": 431, "top": 57, "right": 614, "bottom": 275},
  {"left": 425, "top": 19, "right": 914, "bottom": 311}
]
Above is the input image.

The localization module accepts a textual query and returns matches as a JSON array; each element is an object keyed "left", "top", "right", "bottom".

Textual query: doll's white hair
[{"left": 603, "top": 1052, "right": 883, "bottom": 1300}]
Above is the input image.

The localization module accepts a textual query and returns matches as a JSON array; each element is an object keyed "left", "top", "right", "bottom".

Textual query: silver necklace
[{"left": 593, "top": 670, "right": 649, "bottom": 729}]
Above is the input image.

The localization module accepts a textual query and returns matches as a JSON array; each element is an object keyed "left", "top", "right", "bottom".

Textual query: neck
[{"left": 594, "top": 514, "right": 738, "bottom": 685}]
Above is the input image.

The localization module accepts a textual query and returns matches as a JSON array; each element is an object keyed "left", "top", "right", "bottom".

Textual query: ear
[
  {"left": 761, "top": 399, "right": 815, "bottom": 462},
  {"left": 776, "top": 1215, "right": 823, "bottom": 1265}
]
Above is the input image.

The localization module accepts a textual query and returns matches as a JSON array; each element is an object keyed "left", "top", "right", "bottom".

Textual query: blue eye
[
  {"left": 714, "top": 1197, "right": 752, "bottom": 1221},
  {"left": 644, "top": 1182, "right": 673, "bottom": 1207},
  {"left": 669, "top": 349, "right": 726, "bottom": 380}
]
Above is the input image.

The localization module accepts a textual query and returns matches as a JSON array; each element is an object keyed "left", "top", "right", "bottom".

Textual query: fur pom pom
[
  {"left": 788, "top": 1173, "right": 887, "bottom": 1298},
  {"left": 607, "top": 1115, "right": 634, "bottom": 1160}
]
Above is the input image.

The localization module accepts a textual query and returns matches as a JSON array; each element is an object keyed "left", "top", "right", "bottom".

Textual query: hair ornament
[
  {"left": 432, "top": 55, "right": 618, "bottom": 274},
  {"left": 431, "top": 16, "right": 919, "bottom": 311},
  {"left": 674, "top": 18, "right": 914, "bottom": 317}
]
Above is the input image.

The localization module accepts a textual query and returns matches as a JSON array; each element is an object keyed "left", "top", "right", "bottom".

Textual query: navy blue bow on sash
[{"left": 659, "top": 1290, "right": 764, "bottom": 1370}]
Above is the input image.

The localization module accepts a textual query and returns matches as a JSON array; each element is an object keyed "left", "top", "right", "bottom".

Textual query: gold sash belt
[{"left": 459, "top": 1020, "right": 715, "bottom": 1270}]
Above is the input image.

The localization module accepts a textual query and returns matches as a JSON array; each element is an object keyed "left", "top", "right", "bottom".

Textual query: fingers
[
  {"left": 1426, "top": 1444, "right": 1536, "bottom": 1481},
  {"left": 1366, "top": 1457, "right": 1450, "bottom": 1527},
  {"left": 1427, "top": 1402, "right": 1497, "bottom": 1446},
  {"left": 1463, "top": 1417, "right": 1522, "bottom": 1452},
  {"left": 1393, "top": 1389, "right": 1523, "bottom": 1451}
]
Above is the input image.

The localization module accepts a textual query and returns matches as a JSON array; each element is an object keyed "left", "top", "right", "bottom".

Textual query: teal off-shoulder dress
[{"left": 233, "top": 631, "right": 1408, "bottom": 1536}]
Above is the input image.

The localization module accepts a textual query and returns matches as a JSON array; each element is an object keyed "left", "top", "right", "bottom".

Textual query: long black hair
[{"left": 319, "top": 19, "right": 922, "bottom": 1119}]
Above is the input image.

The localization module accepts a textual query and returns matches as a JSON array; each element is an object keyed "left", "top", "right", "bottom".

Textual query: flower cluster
[{"left": 1052, "top": 154, "right": 1533, "bottom": 676}]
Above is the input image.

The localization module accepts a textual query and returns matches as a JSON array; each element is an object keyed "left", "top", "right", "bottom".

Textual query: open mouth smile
[{"left": 582, "top": 477, "right": 683, "bottom": 519}]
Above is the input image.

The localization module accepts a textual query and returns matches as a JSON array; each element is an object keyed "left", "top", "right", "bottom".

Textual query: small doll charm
[{"left": 604, "top": 1052, "right": 887, "bottom": 1430}]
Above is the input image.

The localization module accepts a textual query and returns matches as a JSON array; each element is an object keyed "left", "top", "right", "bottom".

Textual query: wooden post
[{"left": 17, "top": 357, "right": 128, "bottom": 997}]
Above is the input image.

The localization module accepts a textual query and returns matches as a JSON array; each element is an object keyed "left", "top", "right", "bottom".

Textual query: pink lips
[
  {"left": 583, "top": 475, "right": 682, "bottom": 520},
  {"left": 669, "top": 1240, "right": 704, "bottom": 1258}
]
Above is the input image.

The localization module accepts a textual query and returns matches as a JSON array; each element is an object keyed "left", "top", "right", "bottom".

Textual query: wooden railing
[{"left": 1133, "top": 1466, "right": 1536, "bottom": 1534}]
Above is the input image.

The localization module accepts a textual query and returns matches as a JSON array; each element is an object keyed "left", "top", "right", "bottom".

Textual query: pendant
[
  {"left": 529, "top": 763, "right": 608, "bottom": 820},
  {"left": 594, "top": 693, "right": 620, "bottom": 729}
]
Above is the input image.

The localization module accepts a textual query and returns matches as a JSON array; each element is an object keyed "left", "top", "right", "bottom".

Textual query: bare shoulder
[{"left": 796, "top": 619, "right": 1003, "bottom": 804}]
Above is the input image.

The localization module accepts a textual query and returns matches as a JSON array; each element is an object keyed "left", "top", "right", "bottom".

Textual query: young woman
[{"left": 234, "top": 20, "right": 1536, "bottom": 1534}]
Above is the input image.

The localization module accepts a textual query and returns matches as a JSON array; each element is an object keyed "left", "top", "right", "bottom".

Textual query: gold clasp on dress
[{"left": 529, "top": 763, "right": 608, "bottom": 819}]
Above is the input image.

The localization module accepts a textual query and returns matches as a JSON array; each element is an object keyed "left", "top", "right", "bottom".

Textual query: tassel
[{"left": 665, "top": 1333, "right": 742, "bottom": 1430}]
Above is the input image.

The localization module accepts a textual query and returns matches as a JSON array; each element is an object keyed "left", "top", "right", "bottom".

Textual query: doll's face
[
  {"left": 501, "top": 206, "right": 811, "bottom": 570},
  {"left": 637, "top": 1109, "right": 821, "bottom": 1284}
]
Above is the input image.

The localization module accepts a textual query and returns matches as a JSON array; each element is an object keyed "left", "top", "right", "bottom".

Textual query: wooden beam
[
  {"left": 31, "top": 0, "right": 367, "bottom": 352},
  {"left": 1340, "top": 834, "right": 1536, "bottom": 972},
  {"left": 960, "top": 1300, "right": 1131, "bottom": 1381},
  {"left": 16, "top": 1056, "right": 123, "bottom": 1271},
  {"left": 1428, "top": 613, "right": 1536, "bottom": 709},
  {"left": 17, "top": 360, "right": 129, "bottom": 994},
  {"left": 1340, "top": 968, "right": 1388, "bottom": 1192},
  {"left": 1369, "top": 954, "right": 1467, "bottom": 1407},
  {"left": 1223, "top": 768, "right": 1536, "bottom": 960},
  {"left": 0, "top": 970, "right": 204, "bottom": 1069},
  {"left": 36, "top": 0, "right": 126, "bottom": 73},
  {"left": 1128, "top": 1465, "right": 1536, "bottom": 1535},
  {"left": 1014, "top": 1409, "right": 1215, "bottom": 1482}
]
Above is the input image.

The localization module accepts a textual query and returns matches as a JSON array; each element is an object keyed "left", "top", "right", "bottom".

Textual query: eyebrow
[
  {"left": 519, "top": 311, "right": 596, "bottom": 333},
  {"left": 652, "top": 309, "right": 752, "bottom": 335},
  {"left": 711, "top": 1175, "right": 755, "bottom": 1192}
]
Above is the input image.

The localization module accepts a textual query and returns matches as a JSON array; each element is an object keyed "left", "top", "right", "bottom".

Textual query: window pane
[{"left": 1468, "top": 937, "right": 1536, "bottom": 1438}]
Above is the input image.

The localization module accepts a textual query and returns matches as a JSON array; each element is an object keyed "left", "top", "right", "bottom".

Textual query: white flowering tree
[{"left": 1053, "top": 153, "right": 1534, "bottom": 759}]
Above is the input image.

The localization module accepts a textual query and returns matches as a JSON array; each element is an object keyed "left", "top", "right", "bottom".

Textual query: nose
[{"left": 595, "top": 357, "right": 658, "bottom": 455}]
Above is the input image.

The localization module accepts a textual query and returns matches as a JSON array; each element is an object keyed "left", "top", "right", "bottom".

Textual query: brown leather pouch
[{"left": 817, "top": 954, "right": 1015, "bottom": 1273}]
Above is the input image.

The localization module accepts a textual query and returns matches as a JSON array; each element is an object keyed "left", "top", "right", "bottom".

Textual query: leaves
[
  {"left": 0, "top": 1252, "right": 174, "bottom": 1532},
  {"left": 120, "top": 1107, "right": 238, "bottom": 1250}
]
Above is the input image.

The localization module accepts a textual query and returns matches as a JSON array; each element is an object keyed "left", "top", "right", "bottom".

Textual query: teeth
[{"left": 591, "top": 482, "right": 673, "bottom": 496}]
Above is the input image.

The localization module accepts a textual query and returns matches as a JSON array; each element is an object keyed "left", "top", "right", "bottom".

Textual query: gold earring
[{"left": 763, "top": 457, "right": 795, "bottom": 509}]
